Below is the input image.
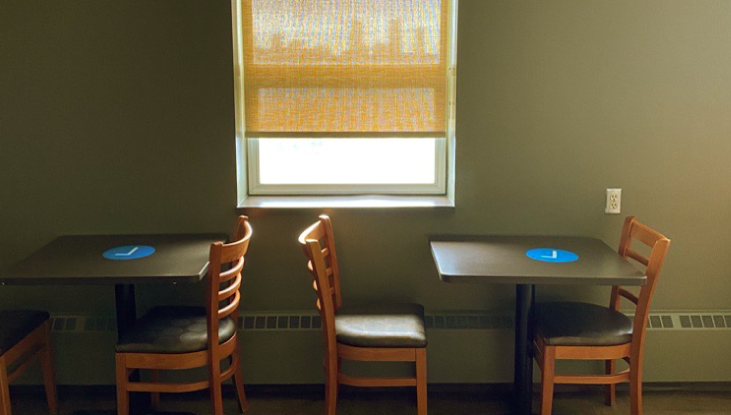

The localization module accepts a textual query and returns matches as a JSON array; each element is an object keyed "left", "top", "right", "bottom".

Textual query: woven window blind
[{"left": 242, "top": 0, "right": 449, "bottom": 135}]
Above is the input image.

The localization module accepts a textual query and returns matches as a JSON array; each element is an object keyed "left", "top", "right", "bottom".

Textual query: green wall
[{"left": 2, "top": 0, "right": 731, "bottom": 382}]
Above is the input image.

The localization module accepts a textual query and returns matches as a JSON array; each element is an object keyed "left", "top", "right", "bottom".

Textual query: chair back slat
[
  {"left": 301, "top": 220, "right": 328, "bottom": 244},
  {"left": 207, "top": 216, "right": 252, "bottom": 349},
  {"left": 219, "top": 273, "right": 242, "bottom": 302},
  {"left": 218, "top": 291, "right": 241, "bottom": 320},
  {"left": 628, "top": 220, "right": 661, "bottom": 248},
  {"left": 220, "top": 236, "right": 251, "bottom": 264},
  {"left": 299, "top": 215, "right": 343, "bottom": 357},
  {"left": 610, "top": 216, "right": 670, "bottom": 354},
  {"left": 220, "top": 257, "right": 245, "bottom": 283},
  {"left": 304, "top": 239, "right": 337, "bottom": 315},
  {"left": 298, "top": 216, "right": 343, "bottom": 312},
  {"left": 617, "top": 288, "right": 639, "bottom": 305},
  {"left": 624, "top": 249, "right": 649, "bottom": 267},
  {"left": 306, "top": 237, "right": 338, "bottom": 352}
]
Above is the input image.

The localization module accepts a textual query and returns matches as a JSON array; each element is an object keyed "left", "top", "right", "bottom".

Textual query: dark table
[
  {"left": 1, "top": 233, "right": 225, "bottom": 415},
  {"left": 430, "top": 235, "right": 646, "bottom": 415}
]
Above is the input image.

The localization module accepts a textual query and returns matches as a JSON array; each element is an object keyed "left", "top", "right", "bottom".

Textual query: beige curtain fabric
[{"left": 242, "top": 0, "right": 448, "bottom": 135}]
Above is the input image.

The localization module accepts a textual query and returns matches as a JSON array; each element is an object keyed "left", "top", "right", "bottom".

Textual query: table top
[
  {"left": 430, "top": 235, "right": 646, "bottom": 286},
  {"left": 0, "top": 233, "right": 226, "bottom": 285}
]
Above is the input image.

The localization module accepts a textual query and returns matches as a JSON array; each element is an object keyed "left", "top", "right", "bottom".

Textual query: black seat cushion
[
  {"left": 115, "top": 306, "right": 236, "bottom": 354},
  {"left": 335, "top": 303, "right": 427, "bottom": 348},
  {"left": 0, "top": 310, "right": 49, "bottom": 356},
  {"left": 535, "top": 302, "right": 633, "bottom": 346}
]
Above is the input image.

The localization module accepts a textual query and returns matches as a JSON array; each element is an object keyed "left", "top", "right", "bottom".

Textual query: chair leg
[
  {"left": 324, "top": 355, "right": 338, "bottom": 415},
  {"left": 539, "top": 346, "right": 556, "bottom": 415},
  {"left": 415, "top": 348, "right": 428, "bottom": 415},
  {"left": 40, "top": 323, "right": 58, "bottom": 415},
  {"left": 0, "top": 357, "right": 11, "bottom": 415},
  {"left": 150, "top": 370, "right": 160, "bottom": 410},
  {"left": 605, "top": 359, "right": 616, "bottom": 406},
  {"left": 629, "top": 357, "right": 643, "bottom": 415},
  {"left": 115, "top": 354, "right": 129, "bottom": 415},
  {"left": 230, "top": 352, "right": 249, "bottom": 413},
  {"left": 209, "top": 357, "right": 224, "bottom": 415}
]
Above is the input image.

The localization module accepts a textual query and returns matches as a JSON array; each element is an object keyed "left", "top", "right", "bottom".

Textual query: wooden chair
[
  {"left": 533, "top": 216, "right": 671, "bottom": 415},
  {"left": 298, "top": 215, "right": 428, "bottom": 415},
  {"left": 115, "top": 216, "right": 252, "bottom": 415},
  {"left": 0, "top": 310, "right": 57, "bottom": 415}
]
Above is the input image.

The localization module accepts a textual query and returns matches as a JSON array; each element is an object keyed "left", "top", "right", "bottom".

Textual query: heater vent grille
[{"left": 48, "top": 311, "right": 731, "bottom": 332}]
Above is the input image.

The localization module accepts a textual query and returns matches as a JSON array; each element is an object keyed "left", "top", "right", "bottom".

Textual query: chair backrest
[
  {"left": 206, "top": 215, "right": 252, "bottom": 350},
  {"left": 610, "top": 216, "right": 670, "bottom": 351},
  {"left": 298, "top": 215, "right": 342, "bottom": 353}
]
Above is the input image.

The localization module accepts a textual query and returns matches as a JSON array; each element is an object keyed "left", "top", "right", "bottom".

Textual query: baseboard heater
[{"left": 48, "top": 310, "right": 731, "bottom": 333}]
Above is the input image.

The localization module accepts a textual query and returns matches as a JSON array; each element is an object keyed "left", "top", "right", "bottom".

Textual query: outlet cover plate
[{"left": 606, "top": 188, "right": 621, "bottom": 214}]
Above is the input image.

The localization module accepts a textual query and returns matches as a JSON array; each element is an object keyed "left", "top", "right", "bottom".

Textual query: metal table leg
[
  {"left": 114, "top": 284, "right": 137, "bottom": 339},
  {"left": 515, "top": 284, "right": 534, "bottom": 415}
]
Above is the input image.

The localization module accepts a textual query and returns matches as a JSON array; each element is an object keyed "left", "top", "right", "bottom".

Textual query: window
[{"left": 232, "top": 0, "right": 457, "bottom": 199}]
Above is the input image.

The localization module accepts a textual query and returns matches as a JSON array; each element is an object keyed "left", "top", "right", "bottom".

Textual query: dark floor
[{"left": 8, "top": 383, "right": 731, "bottom": 415}]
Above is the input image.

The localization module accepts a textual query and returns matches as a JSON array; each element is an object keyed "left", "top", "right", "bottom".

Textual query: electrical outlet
[{"left": 605, "top": 188, "right": 621, "bottom": 214}]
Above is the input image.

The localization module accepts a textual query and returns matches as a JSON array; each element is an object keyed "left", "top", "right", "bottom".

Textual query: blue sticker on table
[
  {"left": 526, "top": 248, "right": 578, "bottom": 263},
  {"left": 103, "top": 245, "right": 155, "bottom": 261}
]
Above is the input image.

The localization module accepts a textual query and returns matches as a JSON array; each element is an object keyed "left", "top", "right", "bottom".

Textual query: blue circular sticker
[
  {"left": 526, "top": 248, "right": 578, "bottom": 263},
  {"left": 103, "top": 245, "right": 155, "bottom": 261}
]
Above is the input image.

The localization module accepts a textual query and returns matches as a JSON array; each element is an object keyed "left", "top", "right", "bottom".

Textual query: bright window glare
[{"left": 258, "top": 139, "right": 436, "bottom": 184}]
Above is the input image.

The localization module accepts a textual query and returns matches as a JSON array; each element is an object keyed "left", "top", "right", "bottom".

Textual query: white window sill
[{"left": 238, "top": 195, "right": 455, "bottom": 209}]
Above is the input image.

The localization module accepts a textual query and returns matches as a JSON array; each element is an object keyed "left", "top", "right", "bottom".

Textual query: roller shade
[{"left": 242, "top": 0, "right": 449, "bottom": 135}]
